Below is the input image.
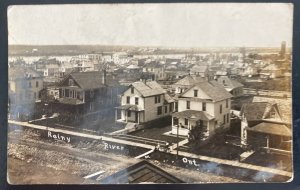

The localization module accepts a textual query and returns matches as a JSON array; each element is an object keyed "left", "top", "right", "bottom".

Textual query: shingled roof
[
  {"left": 182, "top": 80, "right": 232, "bottom": 102},
  {"left": 217, "top": 76, "right": 244, "bottom": 91},
  {"left": 174, "top": 75, "right": 204, "bottom": 86},
  {"left": 190, "top": 65, "right": 208, "bottom": 73},
  {"left": 9, "top": 66, "right": 42, "bottom": 80},
  {"left": 240, "top": 102, "right": 275, "bottom": 121},
  {"left": 99, "top": 160, "right": 183, "bottom": 184},
  {"left": 131, "top": 81, "right": 165, "bottom": 97},
  {"left": 59, "top": 71, "right": 119, "bottom": 90}
]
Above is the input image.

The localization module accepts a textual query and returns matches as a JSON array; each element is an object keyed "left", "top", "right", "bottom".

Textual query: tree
[{"left": 188, "top": 120, "right": 207, "bottom": 142}]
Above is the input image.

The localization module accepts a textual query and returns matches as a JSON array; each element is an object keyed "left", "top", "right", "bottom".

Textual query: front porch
[
  {"left": 115, "top": 105, "right": 145, "bottom": 124},
  {"left": 171, "top": 110, "right": 215, "bottom": 137}
]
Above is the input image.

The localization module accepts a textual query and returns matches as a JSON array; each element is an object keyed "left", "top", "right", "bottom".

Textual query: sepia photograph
[{"left": 7, "top": 3, "right": 293, "bottom": 184}]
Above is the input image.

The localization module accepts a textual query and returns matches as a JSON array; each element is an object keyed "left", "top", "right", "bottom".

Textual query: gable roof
[
  {"left": 217, "top": 76, "right": 244, "bottom": 90},
  {"left": 174, "top": 75, "right": 204, "bottom": 86},
  {"left": 99, "top": 160, "right": 184, "bottom": 184},
  {"left": 240, "top": 102, "right": 282, "bottom": 121},
  {"left": 59, "top": 71, "right": 118, "bottom": 89},
  {"left": 9, "top": 66, "right": 42, "bottom": 80},
  {"left": 182, "top": 80, "right": 232, "bottom": 102},
  {"left": 130, "top": 81, "right": 166, "bottom": 97}
]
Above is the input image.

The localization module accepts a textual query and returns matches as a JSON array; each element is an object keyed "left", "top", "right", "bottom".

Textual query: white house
[
  {"left": 171, "top": 80, "right": 232, "bottom": 137},
  {"left": 115, "top": 81, "right": 174, "bottom": 124}
]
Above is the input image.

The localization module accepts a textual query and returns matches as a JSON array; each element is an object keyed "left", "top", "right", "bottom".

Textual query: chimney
[{"left": 102, "top": 69, "right": 106, "bottom": 85}]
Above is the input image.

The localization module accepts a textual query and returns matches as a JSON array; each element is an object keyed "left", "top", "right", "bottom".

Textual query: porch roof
[
  {"left": 116, "top": 104, "right": 144, "bottom": 111},
  {"left": 172, "top": 110, "right": 214, "bottom": 121},
  {"left": 246, "top": 122, "right": 291, "bottom": 137}
]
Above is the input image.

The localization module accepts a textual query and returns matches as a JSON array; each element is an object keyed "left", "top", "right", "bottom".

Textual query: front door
[{"left": 135, "top": 112, "right": 139, "bottom": 123}]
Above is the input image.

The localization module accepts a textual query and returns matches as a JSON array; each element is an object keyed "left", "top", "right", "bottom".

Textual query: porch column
[
  {"left": 115, "top": 109, "right": 117, "bottom": 121},
  {"left": 137, "top": 112, "right": 140, "bottom": 124},
  {"left": 266, "top": 135, "right": 270, "bottom": 148},
  {"left": 171, "top": 116, "right": 174, "bottom": 127},
  {"left": 126, "top": 110, "right": 128, "bottom": 122}
]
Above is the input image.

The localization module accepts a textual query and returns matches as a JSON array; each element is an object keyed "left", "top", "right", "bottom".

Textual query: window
[
  {"left": 202, "top": 102, "right": 206, "bottom": 111},
  {"left": 175, "top": 102, "right": 178, "bottom": 112},
  {"left": 165, "top": 106, "right": 168, "bottom": 113},
  {"left": 173, "top": 117, "right": 178, "bottom": 125},
  {"left": 223, "top": 115, "right": 226, "bottom": 124},
  {"left": 226, "top": 99, "right": 229, "bottom": 108},
  {"left": 62, "top": 89, "right": 65, "bottom": 97},
  {"left": 131, "top": 87, "right": 134, "bottom": 94},
  {"left": 194, "top": 89, "right": 198, "bottom": 97},
  {"left": 33, "top": 92, "right": 36, "bottom": 100},
  {"left": 128, "top": 110, "right": 131, "bottom": 117},
  {"left": 65, "top": 89, "right": 69, "bottom": 97},
  {"left": 89, "top": 103, "right": 94, "bottom": 111},
  {"left": 28, "top": 82, "right": 32, "bottom": 88},
  {"left": 186, "top": 101, "right": 190, "bottom": 109},
  {"left": 155, "top": 95, "right": 161, "bottom": 104},
  {"left": 157, "top": 106, "right": 162, "bottom": 115},
  {"left": 185, "top": 118, "right": 189, "bottom": 126},
  {"left": 135, "top": 97, "right": 139, "bottom": 105},
  {"left": 126, "top": 96, "right": 130, "bottom": 104},
  {"left": 70, "top": 90, "right": 73, "bottom": 98},
  {"left": 227, "top": 113, "right": 230, "bottom": 123},
  {"left": 169, "top": 103, "right": 173, "bottom": 112},
  {"left": 36, "top": 81, "right": 39, "bottom": 88},
  {"left": 220, "top": 104, "right": 222, "bottom": 114},
  {"left": 90, "top": 90, "right": 94, "bottom": 98},
  {"left": 69, "top": 79, "right": 74, "bottom": 86}
]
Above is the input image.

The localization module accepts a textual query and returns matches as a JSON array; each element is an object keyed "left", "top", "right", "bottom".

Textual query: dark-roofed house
[
  {"left": 8, "top": 66, "right": 44, "bottom": 120},
  {"left": 115, "top": 81, "right": 174, "bottom": 125},
  {"left": 240, "top": 102, "right": 291, "bottom": 151},
  {"left": 99, "top": 160, "right": 184, "bottom": 184},
  {"left": 216, "top": 76, "right": 244, "bottom": 97},
  {"left": 55, "top": 71, "right": 126, "bottom": 125},
  {"left": 171, "top": 80, "right": 233, "bottom": 137}
]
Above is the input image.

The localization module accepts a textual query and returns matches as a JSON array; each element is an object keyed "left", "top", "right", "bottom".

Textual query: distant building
[
  {"left": 240, "top": 102, "right": 291, "bottom": 151},
  {"left": 171, "top": 80, "right": 232, "bottom": 137},
  {"left": 142, "top": 61, "right": 166, "bottom": 80},
  {"left": 260, "top": 64, "right": 282, "bottom": 79},
  {"left": 189, "top": 65, "right": 209, "bottom": 79},
  {"left": 8, "top": 67, "right": 43, "bottom": 119},
  {"left": 115, "top": 81, "right": 174, "bottom": 124},
  {"left": 216, "top": 76, "right": 244, "bottom": 97}
]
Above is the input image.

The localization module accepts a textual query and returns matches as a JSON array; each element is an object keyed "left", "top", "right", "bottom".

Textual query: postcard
[{"left": 7, "top": 3, "right": 293, "bottom": 184}]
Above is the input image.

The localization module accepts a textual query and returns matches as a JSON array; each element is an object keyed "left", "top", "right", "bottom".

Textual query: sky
[{"left": 7, "top": 3, "right": 293, "bottom": 47}]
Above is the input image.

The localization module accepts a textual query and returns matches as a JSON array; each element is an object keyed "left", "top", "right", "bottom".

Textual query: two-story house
[
  {"left": 142, "top": 61, "right": 166, "bottom": 81},
  {"left": 8, "top": 66, "right": 44, "bottom": 120},
  {"left": 55, "top": 71, "right": 125, "bottom": 122},
  {"left": 115, "top": 81, "right": 174, "bottom": 124},
  {"left": 171, "top": 80, "right": 232, "bottom": 138}
]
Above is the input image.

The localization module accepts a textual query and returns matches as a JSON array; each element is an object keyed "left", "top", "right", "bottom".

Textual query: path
[{"left": 9, "top": 120, "right": 293, "bottom": 178}]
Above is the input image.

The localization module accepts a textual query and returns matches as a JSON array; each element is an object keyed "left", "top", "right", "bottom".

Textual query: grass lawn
[
  {"left": 242, "top": 149, "right": 292, "bottom": 172},
  {"left": 129, "top": 125, "right": 185, "bottom": 144}
]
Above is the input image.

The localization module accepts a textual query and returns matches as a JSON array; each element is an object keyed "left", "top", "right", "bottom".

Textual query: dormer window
[
  {"left": 69, "top": 79, "right": 74, "bottom": 86},
  {"left": 131, "top": 87, "right": 134, "bottom": 94},
  {"left": 194, "top": 89, "right": 198, "bottom": 97}
]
